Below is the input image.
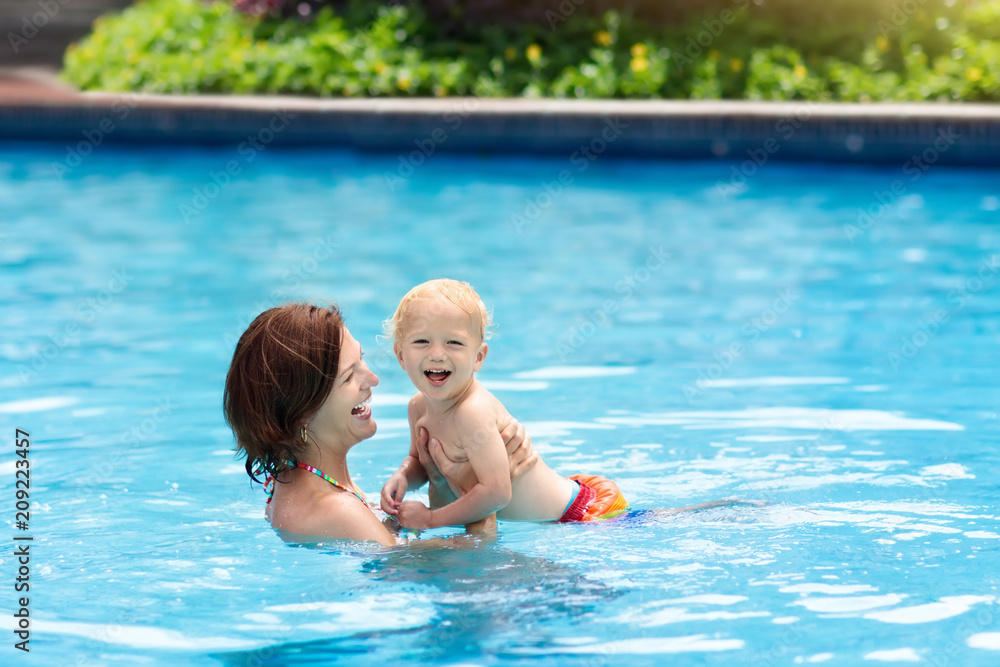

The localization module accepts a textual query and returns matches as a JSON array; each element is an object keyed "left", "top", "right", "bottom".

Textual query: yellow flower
[
  {"left": 398, "top": 77, "right": 410, "bottom": 91},
  {"left": 967, "top": 67, "right": 983, "bottom": 82},
  {"left": 729, "top": 57, "right": 744, "bottom": 73},
  {"left": 526, "top": 44, "right": 542, "bottom": 62},
  {"left": 793, "top": 64, "right": 807, "bottom": 79},
  {"left": 630, "top": 57, "right": 648, "bottom": 73},
  {"left": 504, "top": 46, "right": 516, "bottom": 61},
  {"left": 876, "top": 35, "right": 890, "bottom": 52},
  {"left": 708, "top": 50, "right": 721, "bottom": 62},
  {"left": 594, "top": 30, "right": 612, "bottom": 47},
  {"left": 630, "top": 43, "right": 647, "bottom": 58}
]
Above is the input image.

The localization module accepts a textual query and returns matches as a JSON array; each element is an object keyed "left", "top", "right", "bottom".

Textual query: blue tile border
[{"left": 2, "top": 95, "right": 1000, "bottom": 165}]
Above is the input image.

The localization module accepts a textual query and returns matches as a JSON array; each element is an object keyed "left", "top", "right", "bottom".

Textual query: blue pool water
[{"left": 1, "top": 141, "right": 998, "bottom": 665}]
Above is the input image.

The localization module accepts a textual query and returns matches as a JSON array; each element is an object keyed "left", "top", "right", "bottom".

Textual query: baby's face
[{"left": 394, "top": 296, "right": 486, "bottom": 400}]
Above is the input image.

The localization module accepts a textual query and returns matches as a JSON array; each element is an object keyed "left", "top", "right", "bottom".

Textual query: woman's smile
[{"left": 351, "top": 397, "right": 372, "bottom": 419}]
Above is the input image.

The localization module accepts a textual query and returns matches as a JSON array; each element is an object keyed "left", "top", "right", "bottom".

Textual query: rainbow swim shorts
[{"left": 558, "top": 473, "right": 630, "bottom": 522}]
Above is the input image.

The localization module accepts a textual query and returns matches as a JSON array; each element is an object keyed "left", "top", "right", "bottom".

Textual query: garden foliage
[{"left": 62, "top": 0, "right": 1000, "bottom": 101}]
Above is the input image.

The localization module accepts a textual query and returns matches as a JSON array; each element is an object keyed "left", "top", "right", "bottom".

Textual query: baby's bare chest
[
  {"left": 415, "top": 413, "right": 467, "bottom": 461},
  {"left": 415, "top": 411, "right": 506, "bottom": 462}
]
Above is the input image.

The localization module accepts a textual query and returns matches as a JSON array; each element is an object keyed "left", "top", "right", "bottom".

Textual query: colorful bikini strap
[{"left": 264, "top": 460, "right": 372, "bottom": 509}]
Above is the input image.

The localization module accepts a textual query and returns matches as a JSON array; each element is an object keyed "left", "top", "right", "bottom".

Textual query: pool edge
[{"left": 3, "top": 86, "right": 1000, "bottom": 165}]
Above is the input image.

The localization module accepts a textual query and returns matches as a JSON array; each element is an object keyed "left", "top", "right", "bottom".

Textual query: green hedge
[{"left": 62, "top": 0, "right": 1000, "bottom": 101}]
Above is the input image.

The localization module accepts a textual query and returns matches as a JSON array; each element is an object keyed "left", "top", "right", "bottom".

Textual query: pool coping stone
[{"left": 2, "top": 68, "right": 999, "bottom": 165}]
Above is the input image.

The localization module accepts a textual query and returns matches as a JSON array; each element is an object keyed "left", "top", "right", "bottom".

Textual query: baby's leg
[{"left": 651, "top": 498, "right": 770, "bottom": 518}]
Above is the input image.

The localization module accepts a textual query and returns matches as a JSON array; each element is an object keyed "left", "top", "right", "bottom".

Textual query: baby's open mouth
[{"left": 424, "top": 369, "right": 451, "bottom": 386}]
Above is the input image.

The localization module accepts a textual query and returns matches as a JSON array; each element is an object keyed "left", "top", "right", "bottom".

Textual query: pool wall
[{"left": 4, "top": 91, "right": 1000, "bottom": 166}]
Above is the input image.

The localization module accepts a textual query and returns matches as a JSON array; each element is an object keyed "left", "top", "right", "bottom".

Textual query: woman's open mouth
[
  {"left": 424, "top": 369, "right": 451, "bottom": 386},
  {"left": 351, "top": 399, "right": 371, "bottom": 419}
]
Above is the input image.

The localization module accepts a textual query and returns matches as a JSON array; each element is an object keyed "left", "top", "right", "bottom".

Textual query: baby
[{"left": 379, "top": 278, "right": 629, "bottom": 530}]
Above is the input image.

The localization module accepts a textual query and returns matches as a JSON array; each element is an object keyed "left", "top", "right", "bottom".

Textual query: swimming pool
[{"left": 1, "top": 141, "right": 998, "bottom": 665}]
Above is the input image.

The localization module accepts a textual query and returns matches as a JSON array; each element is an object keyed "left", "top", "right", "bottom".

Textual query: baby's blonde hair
[{"left": 383, "top": 279, "right": 494, "bottom": 343}]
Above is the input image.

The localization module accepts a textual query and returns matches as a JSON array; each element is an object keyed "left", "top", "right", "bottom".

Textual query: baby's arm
[
  {"left": 397, "top": 404, "right": 511, "bottom": 529},
  {"left": 380, "top": 395, "right": 429, "bottom": 515}
]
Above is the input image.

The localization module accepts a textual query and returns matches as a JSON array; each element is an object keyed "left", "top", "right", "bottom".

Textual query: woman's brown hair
[{"left": 223, "top": 303, "right": 344, "bottom": 483}]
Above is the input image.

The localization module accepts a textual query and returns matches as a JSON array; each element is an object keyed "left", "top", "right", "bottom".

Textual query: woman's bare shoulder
[{"left": 270, "top": 486, "right": 394, "bottom": 546}]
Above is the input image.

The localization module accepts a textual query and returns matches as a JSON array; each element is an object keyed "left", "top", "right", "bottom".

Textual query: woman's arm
[
  {"left": 397, "top": 410, "right": 512, "bottom": 529},
  {"left": 381, "top": 395, "right": 430, "bottom": 515},
  {"left": 421, "top": 418, "right": 539, "bottom": 505}
]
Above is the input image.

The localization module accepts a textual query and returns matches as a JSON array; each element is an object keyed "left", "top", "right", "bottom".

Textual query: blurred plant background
[{"left": 62, "top": 0, "right": 1000, "bottom": 100}]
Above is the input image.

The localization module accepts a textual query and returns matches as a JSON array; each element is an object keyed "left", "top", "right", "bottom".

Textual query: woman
[{"left": 223, "top": 302, "right": 537, "bottom": 547}]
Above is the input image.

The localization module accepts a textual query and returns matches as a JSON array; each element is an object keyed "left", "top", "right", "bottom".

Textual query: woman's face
[{"left": 307, "top": 327, "right": 379, "bottom": 447}]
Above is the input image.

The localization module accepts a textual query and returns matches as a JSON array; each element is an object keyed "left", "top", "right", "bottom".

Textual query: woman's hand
[
  {"left": 414, "top": 427, "right": 451, "bottom": 492},
  {"left": 414, "top": 426, "right": 461, "bottom": 509},
  {"left": 500, "top": 418, "right": 538, "bottom": 485},
  {"left": 419, "top": 418, "right": 539, "bottom": 501}
]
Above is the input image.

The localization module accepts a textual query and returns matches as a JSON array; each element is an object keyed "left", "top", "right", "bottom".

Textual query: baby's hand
[
  {"left": 380, "top": 472, "right": 408, "bottom": 516},
  {"left": 396, "top": 501, "right": 434, "bottom": 529}
]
